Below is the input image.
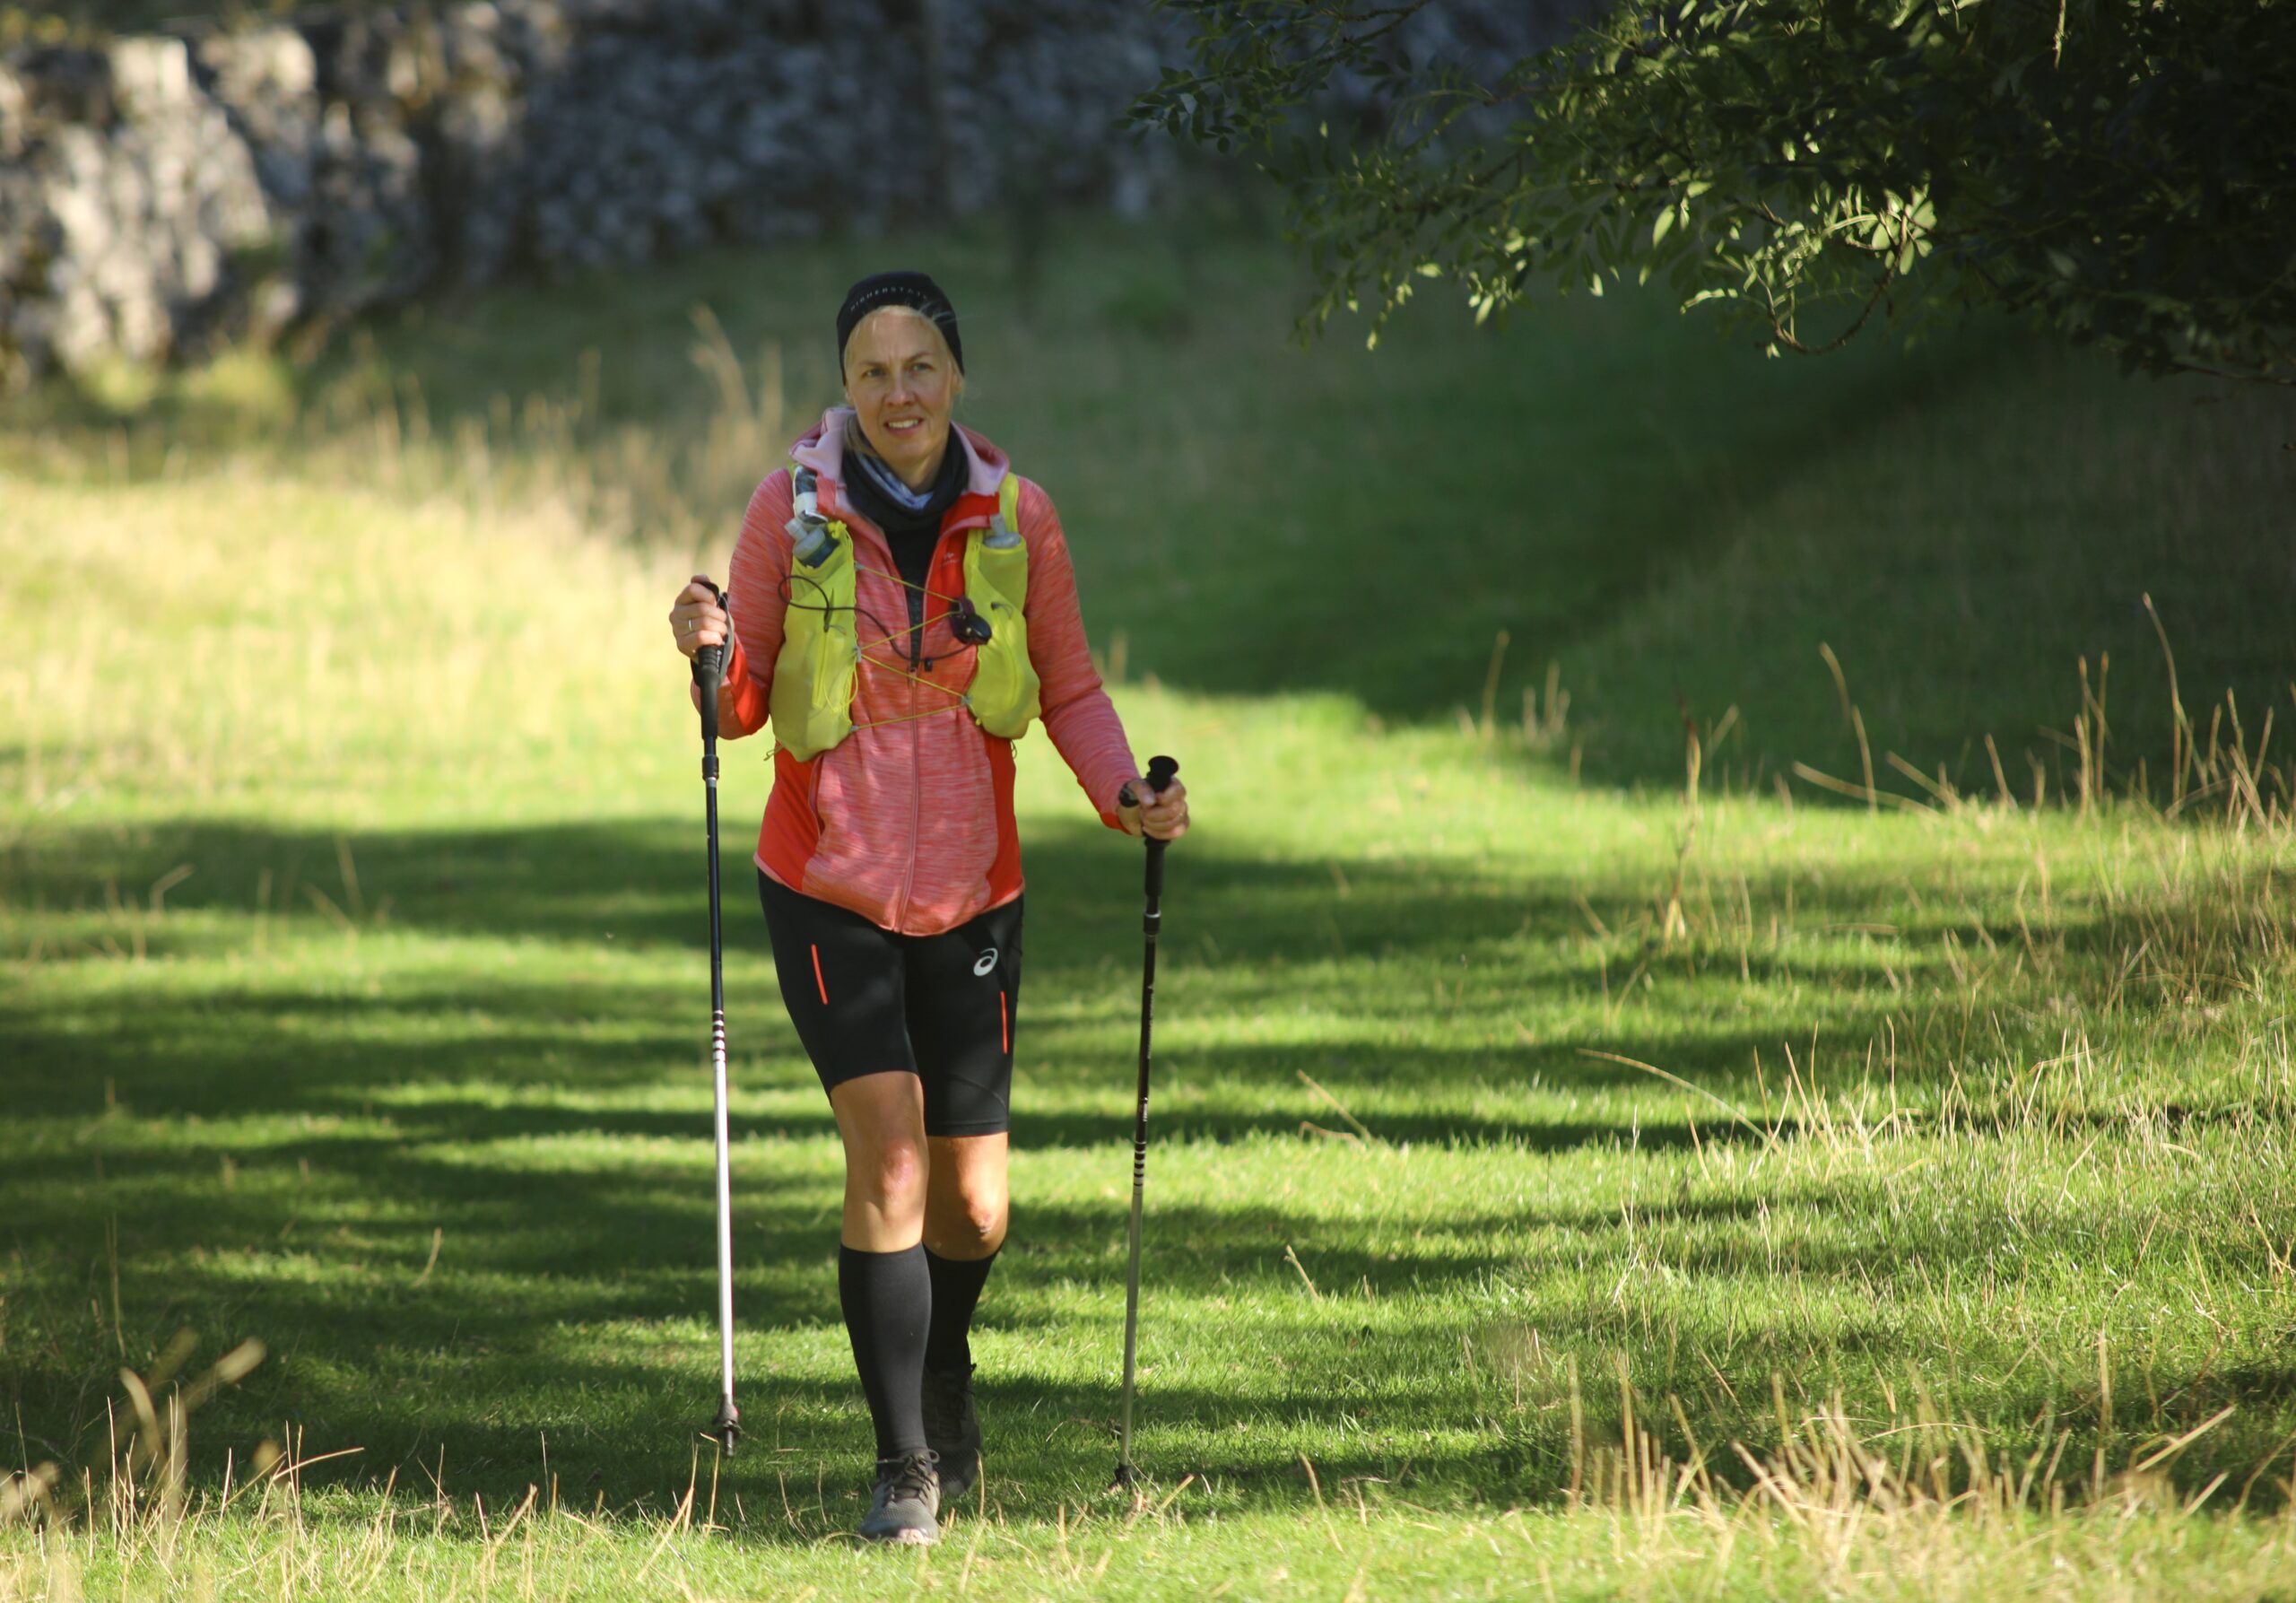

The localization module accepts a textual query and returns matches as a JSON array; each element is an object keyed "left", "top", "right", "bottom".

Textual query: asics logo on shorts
[{"left": 973, "top": 947, "right": 999, "bottom": 977}]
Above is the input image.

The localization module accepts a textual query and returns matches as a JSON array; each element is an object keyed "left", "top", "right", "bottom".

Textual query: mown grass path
[{"left": 4, "top": 226, "right": 2294, "bottom": 1599}]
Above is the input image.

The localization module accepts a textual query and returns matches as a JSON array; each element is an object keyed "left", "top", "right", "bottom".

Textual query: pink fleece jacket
[{"left": 702, "top": 408, "right": 1143, "bottom": 935}]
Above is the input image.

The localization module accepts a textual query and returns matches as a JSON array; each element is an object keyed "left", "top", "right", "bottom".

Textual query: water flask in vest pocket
[
  {"left": 770, "top": 466, "right": 861, "bottom": 759},
  {"left": 960, "top": 485, "right": 1039, "bottom": 737},
  {"left": 788, "top": 469, "right": 839, "bottom": 569}
]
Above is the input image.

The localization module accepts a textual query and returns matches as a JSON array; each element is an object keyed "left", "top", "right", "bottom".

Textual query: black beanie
[{"left": 837, "top": 271, "right": 964, "bottom": 374}]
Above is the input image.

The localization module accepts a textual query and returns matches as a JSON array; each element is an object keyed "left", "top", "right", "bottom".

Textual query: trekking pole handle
[
  {"left": 1136, "top": 754, "right": 1178, "bottom": 900},
  {"left": 691, "top": 579, "right": 726, "bottom": 746}
]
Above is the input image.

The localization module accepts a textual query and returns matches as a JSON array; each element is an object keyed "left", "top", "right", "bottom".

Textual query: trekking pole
[
  {"left": 1113, "top": 754, "right": 1179, "bottom": 1492},
  {"left": 691, "top": 582, "right": 742, "bottom": 1457}
]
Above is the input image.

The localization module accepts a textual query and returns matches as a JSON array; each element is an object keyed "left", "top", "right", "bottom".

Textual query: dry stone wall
[{"left": 0, "top": 0, "right": 1584, "bottom": 384}]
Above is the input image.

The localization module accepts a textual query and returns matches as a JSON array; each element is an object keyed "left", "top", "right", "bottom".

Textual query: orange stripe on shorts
[
  {"left": 811, "top": 943, "right": 828, "bottom": 1005},
  {"left": 999, "top": 990, "right": 1009, "bottom": 1054}
]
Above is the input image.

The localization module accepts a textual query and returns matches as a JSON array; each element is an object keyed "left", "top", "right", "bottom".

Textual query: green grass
[{"left": 4, "top": 217, "right": 2296, "bottom": 1599}]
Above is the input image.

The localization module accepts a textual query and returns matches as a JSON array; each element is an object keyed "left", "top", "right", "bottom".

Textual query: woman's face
[{"left": 842, "top": 309, "right": 961, "bottom": 488}]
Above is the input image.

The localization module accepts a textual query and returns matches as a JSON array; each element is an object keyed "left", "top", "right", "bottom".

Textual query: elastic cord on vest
[{"left": 767, "top": 462, "right": 1039, "bottom": 762}]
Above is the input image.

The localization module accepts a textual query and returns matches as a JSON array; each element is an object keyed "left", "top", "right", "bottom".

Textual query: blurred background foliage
[
  {"left": 5, "top": 202, "right": 2291, "bottom": 800},
  {"left": 1139, "top": 0, "right": 2296, "bottom": 383}
]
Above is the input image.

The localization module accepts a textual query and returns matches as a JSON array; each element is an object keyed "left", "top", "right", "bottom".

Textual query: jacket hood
[{"left": 792, "top": 405, "right": 1010, "bottom": 499}]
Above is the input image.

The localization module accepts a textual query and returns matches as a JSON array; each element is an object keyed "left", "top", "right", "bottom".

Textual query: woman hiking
[{"left": 665, "top": 271, "right": 1190, "bottom": 1545}]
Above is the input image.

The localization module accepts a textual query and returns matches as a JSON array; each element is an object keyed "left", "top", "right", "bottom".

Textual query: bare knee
[
  {"left": 928, "top": 1178, "right": 1008, "bottom": 1258},
  {"left": 854, "top": 1137, "right": 929, "bottom": 1216}
]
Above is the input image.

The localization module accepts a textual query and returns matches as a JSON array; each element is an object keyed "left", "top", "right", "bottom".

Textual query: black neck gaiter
[{"left": 841, "top": 432, "right": 970, "bottom": 591}]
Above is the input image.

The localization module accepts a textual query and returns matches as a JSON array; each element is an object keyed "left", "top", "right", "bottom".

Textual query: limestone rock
[{"left": 0, "top": 0, "right": 1586, "bottom": 377}]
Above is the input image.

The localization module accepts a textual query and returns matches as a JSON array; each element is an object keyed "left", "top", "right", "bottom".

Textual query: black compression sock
[
  {"left": 923, "top": 1245, "right": 999, "bottom": 1375},
  {"left": 839, "top": 1244, "right": 931, "bottom": 1460}
]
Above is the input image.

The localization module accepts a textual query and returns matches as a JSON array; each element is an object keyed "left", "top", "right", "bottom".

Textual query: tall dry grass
[{"left": 8, "top": 1332, "right": 2296, "bottom": 1601}]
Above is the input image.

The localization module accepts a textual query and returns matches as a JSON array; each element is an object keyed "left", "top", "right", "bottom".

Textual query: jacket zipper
[
  {"left": 895, "top": 520, "right": 970, "bottom": 927},
  {"left": 819, "top": 470, "right": 990, "bottom": 930}
]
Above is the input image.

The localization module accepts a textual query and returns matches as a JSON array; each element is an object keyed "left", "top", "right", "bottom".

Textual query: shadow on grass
[
  {"left": 4, "top": 810, "right": 2285, "bottom": 1529},
  {"left": 3, "top": 807, "right": 2071, "bottom": 1121}
]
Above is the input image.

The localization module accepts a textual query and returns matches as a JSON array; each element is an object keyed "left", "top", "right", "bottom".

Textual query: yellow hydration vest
[{"left": 768, "top": 462, "right": 1040, "bottom": 762}]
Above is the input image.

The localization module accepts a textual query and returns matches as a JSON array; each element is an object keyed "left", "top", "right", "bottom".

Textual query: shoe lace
[{"left": 883, "top": 1450, "right": 938, "bottom": 1503}]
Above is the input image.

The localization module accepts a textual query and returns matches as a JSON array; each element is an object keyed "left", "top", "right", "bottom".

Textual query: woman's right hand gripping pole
[{"left": 669, "top": 576, "right": 730, "bottom": 659}]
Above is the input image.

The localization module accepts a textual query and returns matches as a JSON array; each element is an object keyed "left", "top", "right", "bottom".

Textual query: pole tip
[
  {"left": 704, "top": 1403, "right": 742, "bottom": 1457},
  {"left": 1109, "top": 1459, "right": 1137, "bottom": 1494}
]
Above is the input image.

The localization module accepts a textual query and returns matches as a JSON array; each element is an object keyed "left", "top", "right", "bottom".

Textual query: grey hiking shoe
[
  {"left": 857, "top": 1450, "right": 940, "bottom": 1546},
  {"left": 921, "top": 1365, "right": 982, "bottom": 1503}
]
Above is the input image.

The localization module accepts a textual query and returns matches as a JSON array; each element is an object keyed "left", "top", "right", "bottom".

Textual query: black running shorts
[{"left": 756, "top": 870, "right": 1022, "bottom": 1137}]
